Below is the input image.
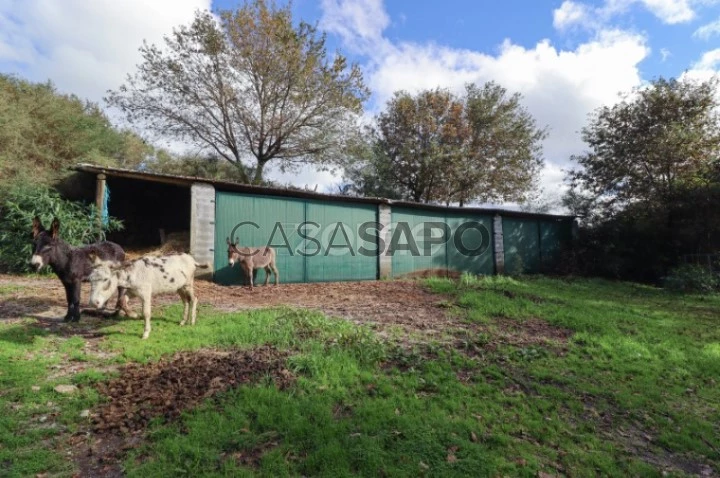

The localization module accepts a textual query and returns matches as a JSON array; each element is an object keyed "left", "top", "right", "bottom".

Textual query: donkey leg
[
  {"left": 246, "top": 265, "right": 254, "bottom": 290},
  {"left": 61, "top": 281, "right": 73, "bottom": 322},
  {"left": 178, "top": 289, "right": 190, "bottom": 326},
  {"left": 140, "top": 291, "right": 153, "bottom": 339},
  {"left": 264, "top": 266, "right": 271, "bottom": 286},
  {"left": 69, "top": 280, "right": 82, "bottom": 322},
  {"left": 113, "top": 286, "right": 130, "bottom": 317},
  {"left": 271, "top": 262, "right": 280, "bottom": 285},
  {"left": 189, "top": 288, "right": 198, "bottom": 326}
]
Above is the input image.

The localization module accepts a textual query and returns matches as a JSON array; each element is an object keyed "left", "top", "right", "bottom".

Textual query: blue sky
[{"left": 1, "top": 0, "right": 720, "bottom": 201}]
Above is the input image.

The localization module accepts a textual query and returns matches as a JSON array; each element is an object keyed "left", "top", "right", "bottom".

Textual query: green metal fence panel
[
  {"left": 214, "top": 192, "right": 306, "bottom": 285},
  {"left": 503, "top": 218, "right": 541, "bottom": 274},
  {"left": 445, "top": 213, "right": 494, "bottom": 275},
  {"left": 539, "top": 219, "right": 570, "bottom": 269},
  {"left": 215, "top": 191, "right": 571, "bottom": 282},
  {"left": 215, "top": 192, "right": 379, "bottom": 283},
  {"left": 390, "top": 208, "right": 447, "bottom": 278},
  {"left": 305, "top": 200, "right": 378, "bottom": 282},
  {"left": 391, "top": 208, "right": 495, "bottom": 277}
]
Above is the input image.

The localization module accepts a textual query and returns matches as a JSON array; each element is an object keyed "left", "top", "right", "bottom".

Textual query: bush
[
  {"left": 0, "top": 183, "right": 123, "bottom": 273},
  {"left": 663, "top": 263, "right": 719, "bottom": 294}
]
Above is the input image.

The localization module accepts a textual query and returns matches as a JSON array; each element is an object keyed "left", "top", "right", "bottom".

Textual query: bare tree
[{"left": 107, "top": 1, "right": 369, "bottom": 184}]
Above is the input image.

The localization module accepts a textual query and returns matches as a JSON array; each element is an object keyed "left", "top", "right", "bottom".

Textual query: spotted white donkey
[{"left": 88, "top": 253, "right": 209, "bottom": 339}]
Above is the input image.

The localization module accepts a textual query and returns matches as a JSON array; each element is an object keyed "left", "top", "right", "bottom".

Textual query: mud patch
[
  {"left": 72, "top": 345, "right": 294, "bottom": 476},
  {"left": 398, "top": 268, "right": 463, "bottom": 280},
  {"left": 484, "top": 317, "right": 572, "bottom": 351},
  {"left": 93, "top": 345, "right": 293, "bottom": 434}
]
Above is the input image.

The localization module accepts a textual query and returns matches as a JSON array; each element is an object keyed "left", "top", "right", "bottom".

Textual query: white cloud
[
  {"left": 681, "top": 48, "right": 720, "bottom": 84},
  {"left": 0, "top": 0, "right": 210, "bottom": 104},
  {"left": 553, "top": 1, "right": 592, "bottom": 30},
  {"left": 633, "top": 0, "right": 695, "bottom": 23},
  {"left": 320, "top": 0, "right": 390, "bottom": 52},
  {"left": 366, "top": 30, "right": 648, "bottom": 170},
  {"left": 553, "top": 0, "right": 708, "bottom": 31},
  {"left": 694, "top": 17, "right": 720, "bottom": 39}
]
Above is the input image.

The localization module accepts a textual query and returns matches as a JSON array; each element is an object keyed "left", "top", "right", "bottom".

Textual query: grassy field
[{"left": 0, "top": 276, "right": 718, "bottom": 477}]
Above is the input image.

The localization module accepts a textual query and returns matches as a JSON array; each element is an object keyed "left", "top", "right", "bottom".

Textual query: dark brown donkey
[
  {"left": 226, "top": 238, "right": 279, "bottom": 290},
  {"left": 30, "top": 217, "right": 128, "bottom": 322}
]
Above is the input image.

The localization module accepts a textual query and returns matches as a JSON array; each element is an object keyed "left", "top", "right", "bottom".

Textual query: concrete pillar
[
  {"left": 190, "top": 183, "right": 216, "bottom": 279},
  {"left": 378, "top": 204, "right": 392, "bottom": 279},
  {"left": 493, "top": 214, "right": 505, "bottom": 275}
]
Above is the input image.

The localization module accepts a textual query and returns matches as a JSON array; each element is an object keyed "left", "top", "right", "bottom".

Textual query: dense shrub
[
  {"left": 0, "top": 183, "right": 123, "bottom": 273},
  {"left": 663, "top": 264, "right": 719, "bottom": 294}
]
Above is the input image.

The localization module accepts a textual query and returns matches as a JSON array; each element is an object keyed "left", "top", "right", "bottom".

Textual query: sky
[{"left": 1, "top": 0, "right": 720, "bottom": 206}]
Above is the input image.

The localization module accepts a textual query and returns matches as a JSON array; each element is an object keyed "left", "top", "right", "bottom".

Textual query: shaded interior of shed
[{"left": 102, "top": 176, "right": 190, "bottom": 249}]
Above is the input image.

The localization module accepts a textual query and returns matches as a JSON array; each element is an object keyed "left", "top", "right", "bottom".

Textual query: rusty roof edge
[{"left": 73, "top": 163, "right": 575, "bottom": 221}]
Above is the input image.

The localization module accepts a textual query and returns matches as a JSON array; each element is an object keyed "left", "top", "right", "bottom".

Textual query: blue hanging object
[{"left": 102, "top": 184, "right": 110, "bottom": 227}]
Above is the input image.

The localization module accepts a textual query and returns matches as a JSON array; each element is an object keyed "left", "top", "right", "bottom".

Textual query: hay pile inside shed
[{"left": 124, "top": 231, "right": 190, "bottom": 260}]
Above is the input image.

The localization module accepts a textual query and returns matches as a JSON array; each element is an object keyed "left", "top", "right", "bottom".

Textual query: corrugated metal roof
[{"left": 73, "top": 163, "right": 575, "bottom": 221}]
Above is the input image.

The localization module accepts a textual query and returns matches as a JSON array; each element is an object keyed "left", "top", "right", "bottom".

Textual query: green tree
[
  {"left": 107, "top": 0, "right": 369, "bottom": 184},
  {"left": 0, "top": 183, "right": 123, "bottom": 273},
  {"left": 563, "top": 77, "right": 720, "bottom": 282},
  {"left": 0, "top": 74, "right": 149, "bottom": 190},
  {"left": 144, "top": 150, "right": 256, "bottom": 183},
  {"left": 0, "top": 75, "right": 152, "bottom": 191},
  {"left": 345, "top": 83, "right": 545, "bottom": 205},
  {"left": 567, "top": 76, "right": 720, "bottom": 211}
]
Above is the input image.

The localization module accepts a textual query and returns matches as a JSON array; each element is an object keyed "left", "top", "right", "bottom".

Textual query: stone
[{"left": 53, "top": 384, "right": 78, "bottom": 394}]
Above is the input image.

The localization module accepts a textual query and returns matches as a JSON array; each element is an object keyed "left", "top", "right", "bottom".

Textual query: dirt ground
[{"left": 0, "top": 274, "right": 458, "bottom": 337}]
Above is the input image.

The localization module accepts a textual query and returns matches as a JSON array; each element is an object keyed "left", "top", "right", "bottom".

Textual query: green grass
[
  {"left": 0, "top": 284, "right": 25, "bottom": 296},
  {"left": 0, "top": 277, "right": 718, "bottom": 477}
]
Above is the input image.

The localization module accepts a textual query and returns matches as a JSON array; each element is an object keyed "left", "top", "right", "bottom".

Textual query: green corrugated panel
[
  {"left": 390, "top": 208, "right": 447, "bottom": 278},
  {"left": 305, "top": 200, "right": 378, "bottom": 282},
  {"left": 390, "top": 208, "right": 494, "bottom": 278},
  {"left": 539, "top": 220, "right": 562, "bottom": 269},
  {"left": 503, "top": 218, "right": 541, "bottom": 274},
  {"left": 445, "top": 213, "right": 494, "bottom": 275},
  {"left": 215, "top": 192, "right": 379, "bottom": 283},
  {"left": 539, "top": 219, "right": 573, "bottom": 270},
  {"left": 214, "top": 192, "right": 306, "bottom": 285}
]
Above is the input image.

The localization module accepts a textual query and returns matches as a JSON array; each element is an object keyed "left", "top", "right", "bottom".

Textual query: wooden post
[{"left": 95, "top": 174, "right": 106, "bottom": 237}]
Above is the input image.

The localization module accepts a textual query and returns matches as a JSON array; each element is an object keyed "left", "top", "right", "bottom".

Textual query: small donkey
[
  {"left": 226, "top": 238, "right": 279, "bottom": 290},
  {"left": 88, "top": 253, "right": 208, "bottom": 339},
  {"left": 30, "top": 216, "right": 127, "bottom": 322}
]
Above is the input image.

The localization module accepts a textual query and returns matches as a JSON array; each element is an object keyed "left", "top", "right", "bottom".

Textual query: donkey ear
[
  {"left": 88, "top": 252, "right": 101, "bottom": 266},
  {"left": 32, "top": 216, "right": 44, "bottom": 238},
  {"left": 226, "top": 237, "right": 231, "bottom": 245},
  {"left": 50, "top": 218, "right": 60, "bottom": 239}
]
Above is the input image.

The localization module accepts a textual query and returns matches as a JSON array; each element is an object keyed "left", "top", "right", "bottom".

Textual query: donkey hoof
[{"left": 62, "top": 315, "right": 72, "bottom": 322}]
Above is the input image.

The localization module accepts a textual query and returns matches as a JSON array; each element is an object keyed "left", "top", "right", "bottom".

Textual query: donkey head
[
  {"left": 87, "top": 253, "right": 124, "bottom": 309},
  {"left": 226, "top": 237, "right": 239, "bottom": 266},
  {"left": 30, "top": 217, "right": 60, "bottom": 270}
]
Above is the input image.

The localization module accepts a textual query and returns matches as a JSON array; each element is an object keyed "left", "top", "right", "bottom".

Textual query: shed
[{"left": 72, "top": 164, "right": 575, "bottom": 283}]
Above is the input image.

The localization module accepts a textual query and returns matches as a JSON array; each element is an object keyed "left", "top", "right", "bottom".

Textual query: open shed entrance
[{"left": 102, "top": 176, "right": 190, "bottom": 252}]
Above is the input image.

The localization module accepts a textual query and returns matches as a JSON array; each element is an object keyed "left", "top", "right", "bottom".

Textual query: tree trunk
[
  {"left": 231, "top": 160, "right": 250, "bottom": 183},
  {"left": 252, "top": 160, "right": 267, "bottom": 185}
]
